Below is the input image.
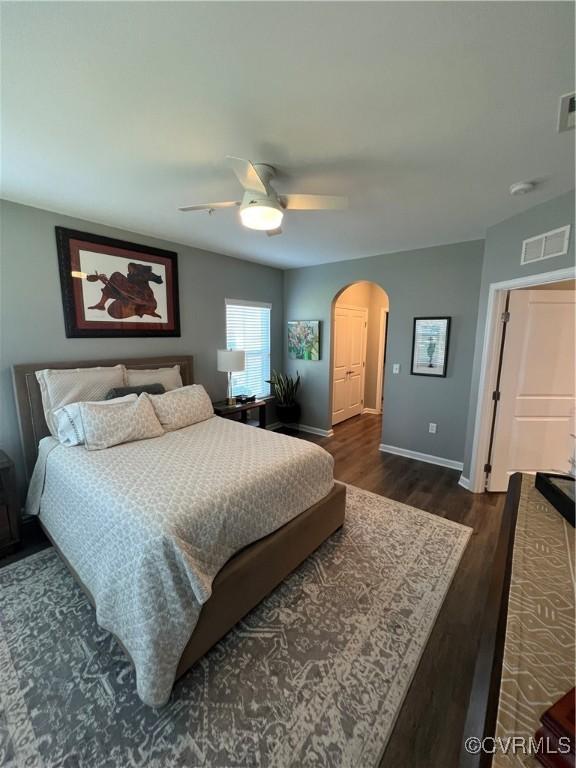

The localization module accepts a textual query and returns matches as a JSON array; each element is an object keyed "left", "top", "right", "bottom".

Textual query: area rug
[
  {"left": 0, "top": 485, "right": 471, "bottom": 768},
  {"left": 493, "top": 475, "right": 575, "bottom": 768}
]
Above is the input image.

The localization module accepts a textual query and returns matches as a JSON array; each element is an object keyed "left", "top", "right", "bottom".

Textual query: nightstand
[
  {"left": 212, "top": 399, "right": 267, "bottom": 429},
  {"left": 0, "top": 451, "right": 20, "bottom": 557}
]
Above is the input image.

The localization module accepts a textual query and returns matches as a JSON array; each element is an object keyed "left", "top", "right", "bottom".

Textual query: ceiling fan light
[{"left": 240, "top": 203, "right": 283, "bottom": 231}]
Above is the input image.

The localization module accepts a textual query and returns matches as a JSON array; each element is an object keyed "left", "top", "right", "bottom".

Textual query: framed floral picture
[
  {"left": 56, "top": 227, "right": 180, "bottom": 337},
  {"left": 288, "top": 320, "right": 320, "bottom": 360},
  {"left": 411, "top": 317, "right": 451, "bottom": 376}
]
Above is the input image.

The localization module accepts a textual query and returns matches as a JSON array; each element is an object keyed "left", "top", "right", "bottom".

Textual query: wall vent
[
  {"left": 521, "top": 225, "right": 571, "bottom": 265},
  {"left": 558, "top": 92, "right": 575, "bottom": 132}
]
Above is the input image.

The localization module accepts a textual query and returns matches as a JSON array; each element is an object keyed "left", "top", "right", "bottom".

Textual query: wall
[
  {"left": 335, "top": 282, "right": 372, "bottom": 307},
  {"left": 0, "top": 201, "right": 284, "bottom": 489},
  {"left": 284, "top": 240, "right": 484, "bottom": 462},
  {"left": 5, "top": 194, "right": 569, "bottom": 491},
  {"left": 461, "top": 190, "right": 576, "bottom": 480},
  {"left": 336, "top": 282, "right": 389, "bottom": 411}
]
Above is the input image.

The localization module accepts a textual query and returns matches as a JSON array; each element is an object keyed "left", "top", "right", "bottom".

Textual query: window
[{"left": 225, "top": 299, "right": 271, "bottom": 397}]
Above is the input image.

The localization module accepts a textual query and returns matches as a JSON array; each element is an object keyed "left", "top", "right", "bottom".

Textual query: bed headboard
[{"left": 12, "top": 355, "right": 194, "bottom": 481}]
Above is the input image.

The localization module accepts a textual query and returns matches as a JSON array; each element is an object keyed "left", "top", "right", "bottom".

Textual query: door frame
[
  {"left": 331, "top": 303, "right": 368, "bottom": 426},
  {"left": 372, "top": 307, "right": 388, "bottom": 414},
  {"left": 464, "top": 265, "right": 575, "bottom": 494}
]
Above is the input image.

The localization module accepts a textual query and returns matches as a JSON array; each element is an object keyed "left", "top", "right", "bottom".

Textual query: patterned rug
[
  {"left": 0, "top": 486, "right": 471, "bottom": 768},
  {"left": 493, "top": 475, "right": 575, "bottom": 768}
]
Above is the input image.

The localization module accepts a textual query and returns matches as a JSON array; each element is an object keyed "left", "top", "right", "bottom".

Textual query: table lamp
[{"left": 217, "top": 349, "right": 246, "bottom": 405}]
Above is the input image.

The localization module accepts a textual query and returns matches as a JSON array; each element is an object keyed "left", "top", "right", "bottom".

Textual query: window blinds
[{"left": 225, "top": 299, "right": 271, "bottom": 397}]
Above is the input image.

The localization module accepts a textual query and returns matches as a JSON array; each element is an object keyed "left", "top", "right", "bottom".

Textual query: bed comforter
[{"left": 25, "top": 416, "right": 334, "bottom": 706}]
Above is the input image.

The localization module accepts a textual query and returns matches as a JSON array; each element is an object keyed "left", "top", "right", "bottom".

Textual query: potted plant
[{"left": 268, "top": 370, "right": 301, "bottom": 424}]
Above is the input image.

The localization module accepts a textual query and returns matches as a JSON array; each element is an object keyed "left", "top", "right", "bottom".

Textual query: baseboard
[
  {"left": 362, "top": 408, "right": 381, "bottom": 415},
  {"left": 458, "top": 475, "right": 472, "bottom": 491},
  {"left": 297, "top": 424, "right": 335, "bottom": 438},
  {"left": 268, "top": 422, "right": 334, "bottom": 437},
  {"left": 379, "top": 444, "right": 464, "bottom": 471}
]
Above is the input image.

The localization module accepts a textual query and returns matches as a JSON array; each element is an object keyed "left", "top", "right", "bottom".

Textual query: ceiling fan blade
[
  {"left": 280, "top": 194, "right": 348, "bottom": 211},
  {"left": 178, "top": 201, "right": 240, "bottom": 212},
  {"left": 225, "top": 156, "right": 267, "bottom": 194},
  {"left": 266, "top": 227, "right": 283, "bottom": 237}
]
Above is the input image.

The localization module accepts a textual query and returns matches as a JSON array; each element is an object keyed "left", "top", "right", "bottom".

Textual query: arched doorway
[{"left": 330, "top": 282, "right": 389, "bottom": 426}]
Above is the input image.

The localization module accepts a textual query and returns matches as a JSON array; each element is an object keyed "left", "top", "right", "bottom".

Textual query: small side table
[
  {"left": 212, "top": 399, "right": 267, "bottom": 429},
  {"left": 0, "top": 451, "right": 20, "bottom": 557}
]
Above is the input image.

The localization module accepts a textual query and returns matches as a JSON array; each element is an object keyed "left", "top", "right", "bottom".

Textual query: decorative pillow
[
  {"left": 80, "top": 394, "right": 165, "bottom": 451},
  {"left": 53, "top": 394, "right": 138, "bottom": 447},
  {"left": 36, "top": 365, "right": 126, "bottom": 436},
  {"left": 126, "top": 366, "right": 182, "bottom": 391},
  {"left": 146, "top": 385, "right": 214, "bottom": 431},
  {"left": 105, "top": 383, "right": 166, "bottom": 399}
]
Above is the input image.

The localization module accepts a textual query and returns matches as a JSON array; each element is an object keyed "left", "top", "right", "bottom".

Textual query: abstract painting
[{"left": 288, "top": 320, "right": 320, "bottom": 360}]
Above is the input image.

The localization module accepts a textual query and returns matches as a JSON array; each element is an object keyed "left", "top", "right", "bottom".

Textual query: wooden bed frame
[{"left": 12, "top": 355, "right": 346, "bottom": 688}]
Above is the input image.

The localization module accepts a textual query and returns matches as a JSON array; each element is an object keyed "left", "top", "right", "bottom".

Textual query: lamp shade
[{"left": 217, "top": 349, "right": 245, "bottom": 373}]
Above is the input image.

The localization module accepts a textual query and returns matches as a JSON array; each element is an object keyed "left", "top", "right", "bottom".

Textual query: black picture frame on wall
[
  {"left": 56, "top": 227, "right": 180, "bottom": 338},
  {"left": 410, "top": 317, "right": 451, "bottom": 377}
]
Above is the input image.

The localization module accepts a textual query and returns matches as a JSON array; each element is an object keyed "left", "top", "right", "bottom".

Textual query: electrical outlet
[
  {"left": 392, "top": 363, "right": 400, "bottom": 374},
  {"left": 429, "top": 423, "right": 437, "bottom": 434}
]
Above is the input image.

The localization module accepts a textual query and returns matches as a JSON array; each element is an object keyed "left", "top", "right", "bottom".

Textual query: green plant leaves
[{"left": 266, "top": 370, "right": 301, "bottom": 405}]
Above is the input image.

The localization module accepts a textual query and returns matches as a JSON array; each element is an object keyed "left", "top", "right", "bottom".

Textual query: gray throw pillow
[{"left": 105, "top": 383, "right": 166, "bottom": 399}]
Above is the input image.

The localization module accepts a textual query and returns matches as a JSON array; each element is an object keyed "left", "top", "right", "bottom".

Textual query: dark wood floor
[
  {"left": 287, "top": 414, "right": 506, "bottom": 768},
  {"left": 2, "top": 413, "right": 506, "bottom": 768}
]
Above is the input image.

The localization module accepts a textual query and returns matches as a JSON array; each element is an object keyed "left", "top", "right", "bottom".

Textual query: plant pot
[{"left": 276, "top": 402, "right": 301, "bottom": 424}]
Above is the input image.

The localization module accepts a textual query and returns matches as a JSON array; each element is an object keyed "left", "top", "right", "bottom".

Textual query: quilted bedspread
[{"left": 26, "top": 416, "right": 334, "bottom": 706}]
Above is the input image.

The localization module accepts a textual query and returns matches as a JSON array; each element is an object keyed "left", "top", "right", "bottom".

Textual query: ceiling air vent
[
  {"left": 558, "top": 92, "right": 575, "bottom": 132},
  {"left": 521, "top": 225, "right": 571, "bottom": 265}
]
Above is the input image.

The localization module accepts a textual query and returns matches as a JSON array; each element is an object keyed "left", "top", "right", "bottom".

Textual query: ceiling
[{"left": 1, "top": 2, "right": 574, "bottom": 269}]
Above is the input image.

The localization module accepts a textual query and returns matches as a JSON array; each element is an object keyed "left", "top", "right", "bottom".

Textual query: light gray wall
[
  {"left": 284, "top": 240, "right": 485, "bottom": 462},
  {"left": 0, "top": 201, "right": 284, "bottom": 489},
  {"left": 5, "top": 194, "right": 570, "bottom": 491},
  {"left": 461, "top": 190, "right": 576, "bottom": 479}
]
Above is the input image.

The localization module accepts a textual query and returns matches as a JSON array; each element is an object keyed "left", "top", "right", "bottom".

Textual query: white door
[
  {"left": 488, "top": 289, "right": 576, "bottom": 491},
  {"left": 332, "top": 305, "right": 367, "bottom": 425}
]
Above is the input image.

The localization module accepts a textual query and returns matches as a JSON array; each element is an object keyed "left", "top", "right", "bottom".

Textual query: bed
[{"left": 12, "top": 355, "right": 346, "bottom": 707}]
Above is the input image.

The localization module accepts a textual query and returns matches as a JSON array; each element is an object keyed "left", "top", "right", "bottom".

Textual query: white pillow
[
  {"left": 126, "top": 366, "right": 182, "bottom": 391},
  {"left": 36, "top": 365, "right": 126, "bottom": 436},
  {"left": 80, "top": 394, "right": 165, "bottom": 451},
  {"left": 147, "top": 385, "right": 214, "bottom": 431},
  {"left": 52, "top": 394, "right": 138, "bottom": 447}
]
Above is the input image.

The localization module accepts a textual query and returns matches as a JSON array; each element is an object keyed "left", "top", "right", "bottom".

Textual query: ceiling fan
[{"left": 178, "top": 156, "right": 348, "bottom": 236}]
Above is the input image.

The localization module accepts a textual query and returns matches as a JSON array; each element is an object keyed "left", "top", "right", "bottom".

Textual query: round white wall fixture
[{"left": 509, "top": 181, "right": 536, "bottom": 196}]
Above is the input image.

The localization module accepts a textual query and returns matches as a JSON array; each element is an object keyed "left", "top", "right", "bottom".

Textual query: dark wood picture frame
[
  {"left": 56, "top": 227, "right": 180, "bottom": 338},
  {"left": 410, "top": 316, "right": 451, "bottom": 377}
]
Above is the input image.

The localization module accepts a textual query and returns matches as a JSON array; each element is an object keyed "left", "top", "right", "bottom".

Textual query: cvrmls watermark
[{"left": 464, "top": 736, "right": 572, "bottom": 756}]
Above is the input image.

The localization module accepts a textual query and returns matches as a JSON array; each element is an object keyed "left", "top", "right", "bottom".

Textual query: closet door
[
  {"left": 345, "top": 309, "right": 367, "bottom": 418},
  {"left": 332, "top": 308, "right": 349, "bottom": 424},
  {"left": 332, "top": 306, "right": 367, "bottom": 425}
]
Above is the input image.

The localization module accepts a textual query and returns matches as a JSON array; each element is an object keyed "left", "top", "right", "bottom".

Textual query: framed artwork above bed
[{"left": 56, "top": 227, "right": 180, "bottom": 338}]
